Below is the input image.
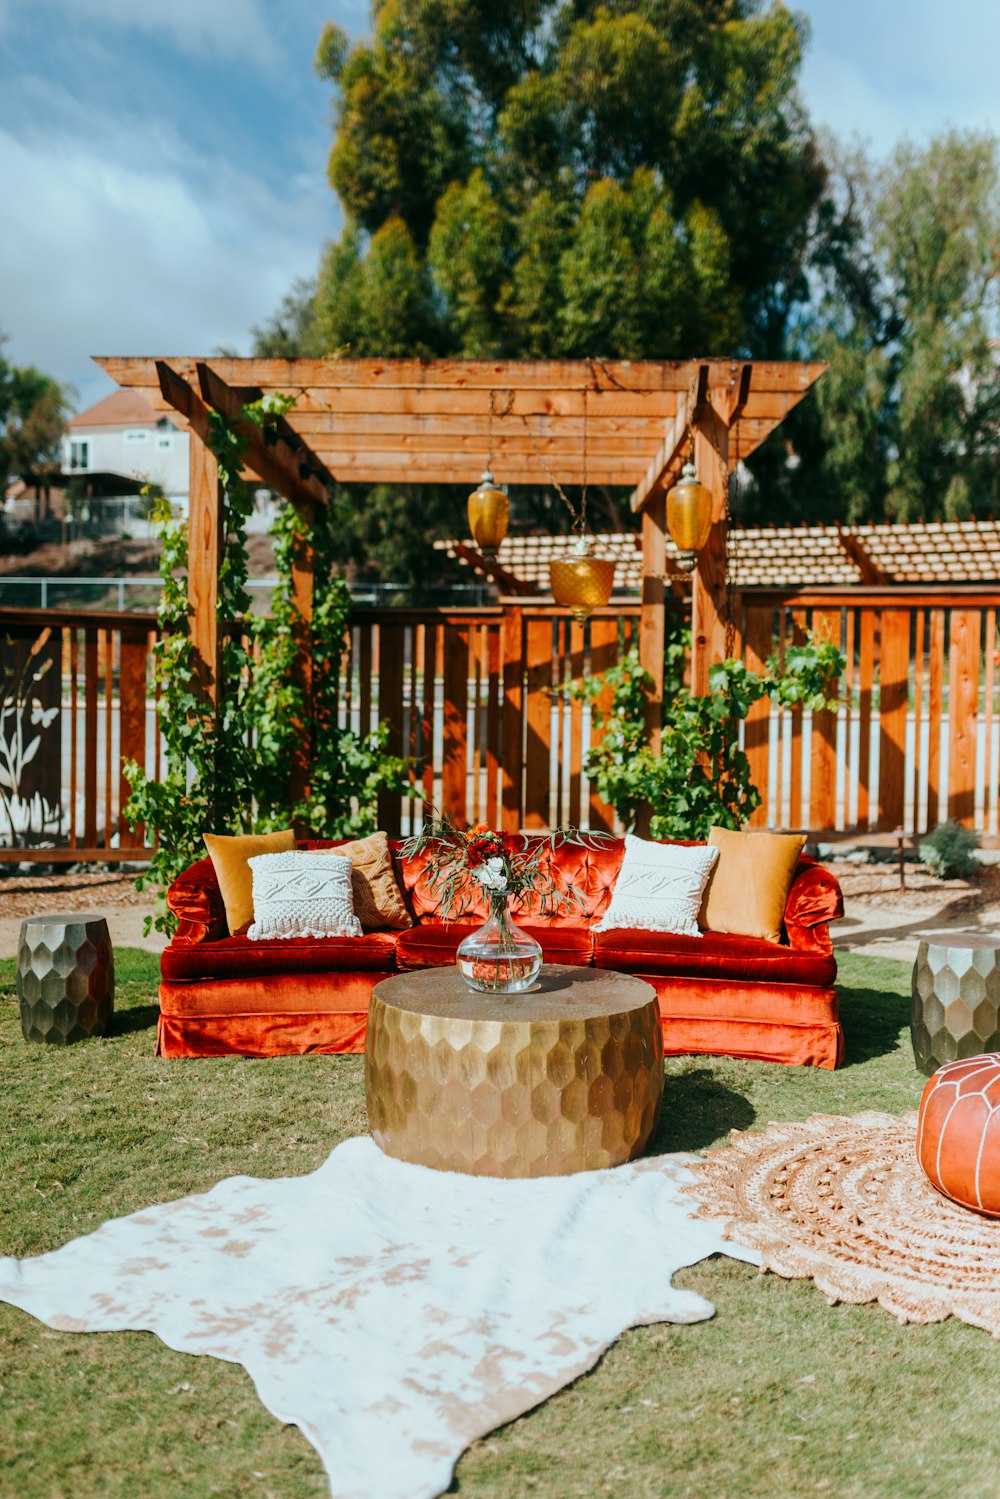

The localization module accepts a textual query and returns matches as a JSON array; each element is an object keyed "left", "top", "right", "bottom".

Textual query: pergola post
[
  {"left": 187, "top": 430, "right": 222, "bottom": 705},
  {"left": 639, "top": 493, "right": 667, "bottom": 751},
  {"left": 691, "top": 401, "right": 731, "bottom": 697},
  {"left": 289, "top": 500, "right": 315, "bottom": 809}
]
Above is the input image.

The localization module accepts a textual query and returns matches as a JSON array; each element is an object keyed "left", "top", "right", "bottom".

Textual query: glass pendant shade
[
  {"left": 549, "top": 535, "right": 616, "bottom": 624},
  {"left": 667, "top": 461, "right": 714, "bottom": 572},
  {"left": 467, "top": 469, "right": 509, "bottom": 560}
]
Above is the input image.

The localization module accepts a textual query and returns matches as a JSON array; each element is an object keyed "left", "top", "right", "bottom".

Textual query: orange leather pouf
[{"left": 916, "top": 1054, "right": 1000, "bottom": 1217}]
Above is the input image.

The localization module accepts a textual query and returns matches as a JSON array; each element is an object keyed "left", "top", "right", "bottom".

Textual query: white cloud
[
  {"left": 0, "top": 117, "right": 334, "bottom": 410},
  {"left": 26, "top": 0, "right": 274, "bottom": 66}
]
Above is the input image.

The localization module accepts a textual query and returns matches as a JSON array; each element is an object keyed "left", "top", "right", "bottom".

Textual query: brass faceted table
[
  {"left": 365, "top": 965, "right": 663, "bottom": 1178},
  {"left": 912, "top": 932, "right": 1000, "bottom": 1075}
]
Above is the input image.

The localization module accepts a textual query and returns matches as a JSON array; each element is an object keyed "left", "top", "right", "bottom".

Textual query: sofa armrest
[
  {"left": 166, "top": 856, "right": 227, "bottom": 943},
  {"left": 783, "top": 861, "right": 844, "bottom": 954}
]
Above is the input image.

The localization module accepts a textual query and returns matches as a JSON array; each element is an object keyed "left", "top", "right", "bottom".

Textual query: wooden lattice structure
[{"left": 97, "top": 356, "right": 826, "bottom": 753}]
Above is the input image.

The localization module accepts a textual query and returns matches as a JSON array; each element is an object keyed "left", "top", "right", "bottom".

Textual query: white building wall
[{"left": 63, "top": 422, "right": 190, "bottom": 504}]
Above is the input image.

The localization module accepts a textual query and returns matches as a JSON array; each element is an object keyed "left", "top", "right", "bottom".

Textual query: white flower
[{"left": 472, "top": 857, "right": 508, "bottom": 892}]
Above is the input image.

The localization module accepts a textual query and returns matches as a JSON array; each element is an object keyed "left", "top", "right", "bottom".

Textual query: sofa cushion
[
  {"left": 161, "top": 930, "right": 399, "bottom": 983},
  {"left": 593, "top": 927, "right": 836, "bottom": 987},
  {"left": 593, "top": 834, "right": 718, "bottom": 937},
  {"left": 318, "top": 831, "right": 413, "bottom": 930},
  {"left": 395, "top": 922, "right": 593, "bottom": 971},
  {"left": 203, "top": 828, "right": 296, "bottom": 934},
  {"left": 702, "top": 827, "right": 807, "bottom": 943}
]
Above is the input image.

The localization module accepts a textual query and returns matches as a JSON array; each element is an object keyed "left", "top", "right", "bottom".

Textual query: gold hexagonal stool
[{"left": 365, "top": 965, "right": 663, "bottom": 1177}]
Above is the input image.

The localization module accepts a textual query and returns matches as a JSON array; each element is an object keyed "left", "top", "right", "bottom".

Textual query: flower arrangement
[{"left": 399, "top": 816, "right": 577, "bottom": 920}]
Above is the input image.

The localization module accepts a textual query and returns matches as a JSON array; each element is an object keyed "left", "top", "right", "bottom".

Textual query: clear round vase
[{"left": 455, "top": 892, "right": 543, "bottom": 994}]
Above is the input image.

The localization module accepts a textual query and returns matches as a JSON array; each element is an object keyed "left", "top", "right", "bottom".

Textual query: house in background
[
  {"left": 61, "top": 388, "right": 277, "bottom": 535},
  {"left": 63, "top": 389, "right": 189, "bottom": 523}
]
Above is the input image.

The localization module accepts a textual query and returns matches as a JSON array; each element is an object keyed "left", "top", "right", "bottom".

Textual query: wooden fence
[
  {"left": 741, "top": 588, "right": 1000, "bottom": 837},
  {"left": 2, "top": 588, "right": 999, "bottom": 860}
]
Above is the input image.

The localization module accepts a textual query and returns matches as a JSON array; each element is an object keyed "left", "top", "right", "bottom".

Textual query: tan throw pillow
[
  {"left": 203, "top": 829, "right": 296, "bottom": 935},
  {"left": 700, "top": 826, "right": 806, "bottom": 944},
  {"left": 324, "top": 831, "right": 412, "bottom": 931}
]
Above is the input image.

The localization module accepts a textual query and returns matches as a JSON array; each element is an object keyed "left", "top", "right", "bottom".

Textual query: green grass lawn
[{"left": 0, "top": 951, "right": 996, "bottom": 1498}]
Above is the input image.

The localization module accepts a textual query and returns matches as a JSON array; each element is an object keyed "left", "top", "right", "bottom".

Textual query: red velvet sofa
[{"left": 159, "top": 836, "right": 845, "bottom": 1068}]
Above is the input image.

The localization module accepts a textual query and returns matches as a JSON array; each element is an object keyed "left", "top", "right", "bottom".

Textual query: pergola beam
[
  {"left": 630, "top": 364, "right": 709, "bottom": 515},
  {"left": 194, "top": 362, "right": 335, "bottom": 509},
  {"left": 448, "top": 542, "right": 542, "bottom": 596},
  {"left": 837, "top": 526, "right": 890, "bottom": 584}
]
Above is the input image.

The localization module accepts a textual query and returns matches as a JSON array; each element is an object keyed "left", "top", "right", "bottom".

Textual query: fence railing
[
  {"left": 740, "top": 587, "right": 1000, "bottom": 836},
  {"left": 3, "top": 587, "right": 999, "bottom": 860},
  {"left": 0, "top": 606, "right": 160, "bottom": 860}
]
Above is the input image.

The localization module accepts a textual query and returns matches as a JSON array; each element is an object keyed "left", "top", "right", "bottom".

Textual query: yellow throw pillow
[
  {"left": 203, "top": 829, "right": 296, "bottom": 935},
  {"left": 700, "top": 826, "right": 806, "bottom": 944},
  {"left": 325, "top": 831, "right": 412, "bottom": 931}
]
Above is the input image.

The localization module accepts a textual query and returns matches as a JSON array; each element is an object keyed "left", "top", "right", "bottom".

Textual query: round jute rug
[{"left": 685, "top": 1111, "right": 1000, "bottom": 1339}]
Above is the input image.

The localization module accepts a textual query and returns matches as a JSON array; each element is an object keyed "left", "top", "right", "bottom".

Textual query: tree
[
  {"left": 314, "top": 1, "right": 822, "bottom": 361},
  {"left": 251, "top": 278, "right": 320, "bottom": 357},
  {"left": 283, "top": 1, "right": 826, "bottom": 587},
  {"left": 747, "top": 131, "right": 1000, "bottom": 526},
  {"left": 0, "top": 336, "right": 72, "bottom": 497}
]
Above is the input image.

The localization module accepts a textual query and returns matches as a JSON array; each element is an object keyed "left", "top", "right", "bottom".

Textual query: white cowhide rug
[{"left": 0, "top": 1138, "right": 758, "bottom": 1499}]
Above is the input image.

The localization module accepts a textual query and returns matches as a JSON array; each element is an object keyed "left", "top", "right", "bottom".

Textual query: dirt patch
[
  {"left": 0, "top": 532, "right": 276, "bottom": 579},
  {"left": 833, "top": 861, "right": 1000, "bottom": 918},
  {"left": 0, "top": 869, "right": 150, "bottom": 919}
]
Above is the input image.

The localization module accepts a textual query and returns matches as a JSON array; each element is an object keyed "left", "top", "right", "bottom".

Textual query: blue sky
[{"left": 1, "top": 0, "right": 998, "bottom": 414}]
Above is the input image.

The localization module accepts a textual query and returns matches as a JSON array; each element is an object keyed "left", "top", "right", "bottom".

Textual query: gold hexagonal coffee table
[{"left": 365, "top": 965, "right": 663, "bottom": 1178}]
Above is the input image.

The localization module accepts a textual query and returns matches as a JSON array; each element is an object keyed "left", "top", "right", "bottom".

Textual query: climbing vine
[
  {"left": 569, "top": 617, "right": 845, "bottom": 840},
  {"left": 125, "top": 399, "right": 410, "bottom": 932}
]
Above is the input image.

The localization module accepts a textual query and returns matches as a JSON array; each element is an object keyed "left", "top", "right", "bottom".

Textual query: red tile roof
[
  {"left": 438, "top": 519, "right": 1000, "bottom": 591},
  {"left": 69, "top": 389, "right": 161, "bottom": 429}
]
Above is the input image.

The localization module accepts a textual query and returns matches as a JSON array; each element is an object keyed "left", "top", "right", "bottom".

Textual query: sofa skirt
[
  {"left": 157, "top": 970, "right": 843, "bottom": 1067},
  {"left": 647, "top": 975, "right": 843, "bottom": 1070},
  {"left": 157, "top": 971, "right": 391, "bottom": 1058}
]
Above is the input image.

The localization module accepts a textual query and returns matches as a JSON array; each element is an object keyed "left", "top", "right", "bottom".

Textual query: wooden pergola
[{"left": 98, "top": 356, "right": 826, "bottom": 748}]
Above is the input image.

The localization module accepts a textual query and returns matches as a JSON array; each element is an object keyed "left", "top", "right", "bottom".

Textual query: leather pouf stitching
[{"left": 917, "top": 1054, "right": 1000, "bottom": 1218}]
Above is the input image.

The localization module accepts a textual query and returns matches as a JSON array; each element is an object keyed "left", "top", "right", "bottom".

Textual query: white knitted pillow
[
  {"left": 593, "top": 835, "right": 718, "bottom": 938},
  {"left": 246, "top": 851, "right": 362, "bottom": 941}
]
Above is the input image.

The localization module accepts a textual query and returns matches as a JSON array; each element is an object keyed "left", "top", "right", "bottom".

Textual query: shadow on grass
[
  {"left": 109, "top": 1004, "right": 160, "bottom": 1036},
  {"left": 839, "top": 982, "right": 910, "bottom": 1067},
  {"left": 651, "top": 1068, "right": 755, "bottom": 1154}
]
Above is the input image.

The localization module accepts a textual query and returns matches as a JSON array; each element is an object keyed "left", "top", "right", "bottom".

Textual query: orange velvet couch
[{"left": 158, "top": 836, "right": 845, "bottom": 1068}]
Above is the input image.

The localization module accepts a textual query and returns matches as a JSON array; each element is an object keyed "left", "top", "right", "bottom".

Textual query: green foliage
[
  {"left": 315, "top": 1, "right": 819, "bottom": 360},
  {"left": 254, "top": 1, "right": 825, "bottom": 587},
  {"left": 0, "top": 333, "right": 73, "bottom": 492},
  {"left": 123, "top": 400, "right": 412, "bottom": 930},
  {"left": 250, "top": 277, "right": 319, "bottom": 358},
  {"left": 919, "top": 820, "right": 979, "bottom": 880},
  {"left": 574, "top": 628, "right": 845, "bottom": 839},
  {"left": 752, "top": 130, "right": 1000, "bottom": 526}
]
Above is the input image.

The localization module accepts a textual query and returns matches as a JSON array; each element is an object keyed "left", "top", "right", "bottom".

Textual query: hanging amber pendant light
[
  {"left": 667, "top": 460, "right": 713, "bottom": 572},
  {"left": 467, "top": 468, "right": 509, "bottom": 561},
  {"left": 549, "top": 534, "right": 616, "bottom": 624}
]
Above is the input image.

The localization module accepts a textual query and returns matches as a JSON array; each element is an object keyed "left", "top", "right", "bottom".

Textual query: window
[
  {"left": 68, "top": 439, "right": 90, "bottom": 471},
  {"left": 123, "top": 429, "right": 149, "bottom": 443}
]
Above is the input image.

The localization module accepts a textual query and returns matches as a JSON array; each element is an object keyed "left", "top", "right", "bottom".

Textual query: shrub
[{"left": 918, "top": 821, "right": 979, "bottom": 880}]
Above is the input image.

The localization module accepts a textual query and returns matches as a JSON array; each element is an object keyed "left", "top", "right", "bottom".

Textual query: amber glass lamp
[
  {"left": 667, "top": 461, "right": 713, "bottom": 572},
  {"left": 467, "top": 469, "right": 509, "bottom": 562},
  {"left": 549, "top": 535, "right": 616, "bottom": 624}
]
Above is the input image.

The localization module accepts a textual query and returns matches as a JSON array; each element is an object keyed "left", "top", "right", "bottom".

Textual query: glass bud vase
[{"left": 456, "top": 892, "right": 543, "bottom": 994}]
